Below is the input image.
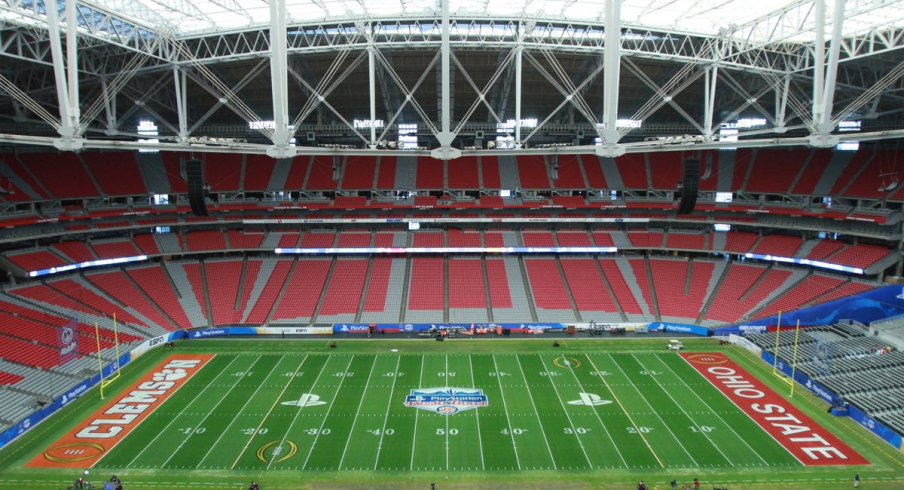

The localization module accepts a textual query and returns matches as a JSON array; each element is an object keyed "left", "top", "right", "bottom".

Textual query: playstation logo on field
[
  {"left": 281, "top": 393, "right": 327, "bottom": 408},
  {"left": 567, "top": 392, "right": 612, "bottom": 406},
  {"left": 404, "top": 387, "right": 489, "bottom": 415}
]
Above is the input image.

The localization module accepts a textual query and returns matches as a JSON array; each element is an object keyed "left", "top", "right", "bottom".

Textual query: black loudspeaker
[
  {"left": 186, "top": 159, "right": 208, "bottom": 217},
  {"left": 676, "top": 157, "right": 699, "bottom": 214}
]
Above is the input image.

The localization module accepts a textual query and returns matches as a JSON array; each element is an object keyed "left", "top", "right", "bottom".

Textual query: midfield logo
[
  {"left": 404, "top": 387, "right": 489, "bottom": 415},
  {"left": 281, "top": 393, "right": 327, "bottom": 408},
  {"left": 567, "top": 392, "right": 612, "bottom": 406}
]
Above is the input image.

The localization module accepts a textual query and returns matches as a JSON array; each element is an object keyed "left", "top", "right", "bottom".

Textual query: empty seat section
[
  {"left": 227, "top": 231, "right": 264, "bottom": 249},
  {"left": 182, "top": 263, "right": 210, "bottom": 321},
  {"left": 833, "top": 149, "right": 880, "bottom": 198},
  {"left": 522, "top": 231, "right": 555, "bottom": 247},
  {"left": 407, "top": 257, "right": 444, "bottom": 311},
  {"left": 127, "top": 267, "right": 192, "bottom": 328},
  {"left": 306, "top": 156, "right": 337, "bottom": 190},
  {"left": 480, "top": 196, "right": 503, "bottom": 208},
  {"left": 376, "top": 157, "right": 397, "bottom": 189},
  {"left": 374, "top": 232, "right": 397, "bottom": 247},
  {"left": 828, "top": 244, "right": 891, "bottom": 269},
  {"left": 697, "top": 151, "right": 719, "bottom": 191},
  {"left": 0, "top": 372, "right": 23, "bottom": 386},
  {"left": 283, "top": 157, "right": 310, "bottom": 189},
  {"left": 517, "top": 156, "right": 550, "bottom": 189},
  {"left": 557, "top": 231, "right": 591, "bottom": 247},
  {"left": 627, "top": 232, "right": 663, "bottom": 248},
  {"left": 0, "top": 336, "right": 58, "bottom": 369},
  {"left": 10, "top": 284, "right": 97, "bottom": 316},
  {"left": 648, "top": 153, "right": 683, "bottom": 190},
  {"left": 628, "top": 259, "right": 655, "bottom": 316},
  {"left": 340, "top": 156, "right": 377, "bottom": 190},
  {"left": 132, "top": 234, "right": 161, "bottom": 255},
  {"left": 86, "top": 271, "right": 177, "bottom": 331},
  {"left": 649, "top": 259, "right": 714, "bottom": 320},
  {"left": 815, "top": 281, "right": 874, "bottom": 304},
  {"left": 524, "top": 258, "right": 572, "bottom": 311},
  {"left": 792, "top": 150, "right": 832, "bottom": 195},
  {"left": 187, "top": 231, "right": 227, "bottom": 252},
  {"left": 234, "top": 260, "right": 262, "bottom": 324},
  {"left": 592, "top": 232, "right": 615, "bottom": 247},
  {"left": 447, "top": 156, "right": 479, "bottom": 189},
  {"left": 722, "top": 231, "right": 758, "bottom": 254},
  {"left": 271, "top": 260, "right": 331, "bottom": 322},
  {"left": 412, "top": 232, "right": 444, "bottom": 247},
  {"left": 580, "top": 155, "right": 607, "bottom": 188},
  {"left": 204, "top": 261, "right": 242, "bottom": 326},
  {"left": 244, "top": 260, "right": 293, "bottom": 324},
  {"left": 277, "top": 233, "right": 301, "bottom": 248},
  {"left": 161, "top": 153, "right": 187, "bottom": 193},
  {"left": 481, "top": 156, "right": 502, "bottom": 189},
  {"left": 752, "top": 235, "right": 802, "bottom": 257},
  {"left": 317, "top": 259, "right": 367, "bottom": 318},
  {"left": 448, "top": 230, "right": 480, "bottom": 247},
  {"left": 805, "top": 240, "right": 845, "bottom": 260},
  {"left": 705, "top": 266, "right": 789, "bottom": 323},
  {"left": 733, "top": 150, "right": 754, "bottom": 190},
  {"left": 84, "top": 152, "right": 147, "bottom": 195},
  {"left": 746, "top": 150, "right": 809, "bottom": 194},
  {"left": 243, "top": 155, "right": 277, "bottom": 191},
  {"left": 615, "top": 154, "right": 647, "bottom": 189},
  {"left": 485, "top": 259, "right": 513, "bottom": 310},
  {"left": 665, "top": 233, "right": 705, "bottom": 250},
  {"left": 553, "top": 155, "right": 586, "bottom": 188},
  {"left": 362, "top": 257, "right": 392, "bottom": 313},
  {"left": 416, "top": 157, "right": 444, "bottom": 189},
  {"left": 19, "top": 153, "right": 98, "bottom": 198},
  {"left": 336, "top": 232, "right": 371, "bottom": 248},
  {"left": 561, "top": 259, "right": 618, "bottom": 317},
  {"left": 4, "top": 156, "right": 49, "bottom": 199},
  {"left": 754, "top": 275, "right": 844, "bottom": 319},
  {"left": 301, "top": 232, "right": 335, "bottom": 248},
  {"left": 448, "top": 259, "right": 486, "bottom": 309},
  {"left": 205, "top": 154, "right": 242, "bottom": 191},
  {"left": 7, "top": 250, "right": 68, "bottom": 272},
  {"left": 92, "top": 239, "right": 140, "bottom": 260},
  {"left": 551, "top": 195, "right": 586, "bottom": 208},
  {"left": 47, "top": 279, "right": 142, "bottom": 325}
]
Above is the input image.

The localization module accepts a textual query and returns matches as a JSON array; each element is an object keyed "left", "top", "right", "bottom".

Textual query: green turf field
[{"left": 3, "top": 339, "right": 904, "bottom": 489}]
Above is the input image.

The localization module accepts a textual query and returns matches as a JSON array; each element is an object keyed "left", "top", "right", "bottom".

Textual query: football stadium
[{"left": 1, "top": 0, "right": 904, "bottom": 488}]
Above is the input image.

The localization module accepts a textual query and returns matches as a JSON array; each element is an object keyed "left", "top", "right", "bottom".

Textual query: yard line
[
  {"left": 652, "top": 353, "right": 769, "bottom": 466},
  {"left": 372, "top": 355, "right": 402, "bottom": 470},
  {"left": 491, "top": 354, "right": 521, "bottom": 470},
  {"left": 444, "top": 354, "right": 450, "bottom": 471},
  {"left": 161, "top": 355, "right": 264, "bottom": 467},
  {"left": 558, "top": 354, "right": 628, "bottom": 468},
  {"left": 195, "top": 355, "right": 291, "bottom": 469},
  {"left": 467, "top": 354, "right": 486, "bottom": 471},
  {"left": 124, "top": 355, "right": 242, "bottom": 468},
  {"left": 230, "top": 354, "right": 316, "bottom": 469},
  {"left": 535, "top": 355, "right": 593, "bottom": 468},
  {"left": 337, "top": 355, "right": 379, "bottom": 469},
  {"left": 299, "top": 355, "right": 356, "bottom": 470},
  {"left": 632, "top": 353, "right": 733, "bottom": 466},
  {"left": 408, "top": 354, "right": 426, "bottom": 471},
  {"left": 512, "top": 354, "right": 558, "bottom": 470},
  {"left": 605, "top": 353, "right": 699, "bottom": 466},
  {"left": 584, "top": 355, "right": 663, "bottom": 468}
]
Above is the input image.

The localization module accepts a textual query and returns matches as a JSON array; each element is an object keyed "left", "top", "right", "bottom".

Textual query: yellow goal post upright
[
  {"left": 95, "top": 313, "right": 122, "bottom": 400},
  {"left": 770, "top": 311, "right": 802, "bottom": 398}
]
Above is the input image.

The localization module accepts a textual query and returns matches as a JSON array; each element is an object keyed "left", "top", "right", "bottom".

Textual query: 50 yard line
[
  {"left": 467, "top": 354, "right": 486, "bottom": 471},
  {"left": 409, "top": 354, "right": 426, "bottom": 471}
]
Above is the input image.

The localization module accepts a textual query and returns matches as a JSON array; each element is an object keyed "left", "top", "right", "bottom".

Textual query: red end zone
[
  {"left": 681, "top": 353, "right": 867, "bottom": 466},
  {"left": 28, "top": 354, "right": 213, "bottom": 469}
]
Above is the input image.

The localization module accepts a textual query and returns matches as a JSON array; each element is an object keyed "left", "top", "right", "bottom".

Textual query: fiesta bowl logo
[{"left": 404, "top": 387, "right": 488, "bottom": 415}]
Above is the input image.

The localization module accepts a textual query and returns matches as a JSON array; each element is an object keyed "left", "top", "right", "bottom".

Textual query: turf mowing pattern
[{"left": 90, "top": 352, "right": 803, "bottom": 472}]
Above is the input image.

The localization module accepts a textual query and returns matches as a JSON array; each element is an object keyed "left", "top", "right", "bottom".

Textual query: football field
[{"left": 82, "top": 351, "right": 803, "bottom": 472}]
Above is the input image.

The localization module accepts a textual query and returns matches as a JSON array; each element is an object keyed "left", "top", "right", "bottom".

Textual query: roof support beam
[
  {"left": 817, "top": 0, "right": 846, "bottom": 132},
  {"left": 514, "top": 43, "right": 523, "bottom": 147},
  {"left": 433, "top": 0, "right": 457, "bottom": 158},
  {"left": 173, "top": 67, "right": 188, "bottom": 141},
  {"left": 44, "top": 0, "right": 82, "bottom": 149},
  {"left": 368, "top": 43, "right": 377, "bottom": 148},
  {"left": 268, "top": 0, "right": 292, "bottom": 157},
  {"left": 601, "top": 0, "right": 621, "bottom": 148},
  {"left": 703, "top": 66, "right": 718, "bottom": 139}
]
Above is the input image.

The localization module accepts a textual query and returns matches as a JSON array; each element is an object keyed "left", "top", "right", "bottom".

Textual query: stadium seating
[
  {"left": 648, "top": 259, "right": 714, "bottom": 320},
  {"left": 205, "top": 154, "right": 242, "bottom": 192},
  {"left": 448, "top": 258, "right": 487, "bottom": 310},
  {"left": 517, "top": 156, "right": 551, "bottom": 189},
  {"left": 244, "top": 260, "right": 292, "bottom": 324},
  {"left": 560, "top": 258, "right": 620, "bottom": 321},
  {"left": 270, "top": 259, "right": 331, "bottom": 322},
  {"left": 317, "top": 259, "right": 368, "bottom": 320},
  {"left": 242, "top": 155, "right": 278, "bottom": 191},
  {"left": 524, "top": 258, "right": 575, "bottom": 321},
  {"left": 407, "top": 257, "right": 444, "bottom": 312},
  {"left": 204, "top": 261, "right": 242, "bottom": 326}
]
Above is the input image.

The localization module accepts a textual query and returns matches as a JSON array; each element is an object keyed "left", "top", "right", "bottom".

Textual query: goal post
[
  {"left": 770, "top": 311, "right": 801, "bottom": 398},
  {"left": 95, "top": 313, "right": 122, "bottom": 400}
]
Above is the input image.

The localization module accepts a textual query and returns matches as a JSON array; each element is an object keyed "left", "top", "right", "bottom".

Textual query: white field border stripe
[
  {"left": 467, "top": 354, "right": 486, "bottom": 471},
  {"left": 536, "top": 355, "right": 594, "bottom": 469},
  {"left": 678, "top": 354, "right": 807, "bottom": 467},
  {"left": 161, "top": 355, "right": 264, "bottom": 468},
  {"left": 372, "top": 355, "right": 402, "bottom": 471},
  {"left": 122, "top": 355, "right": 236, "bottom": 468},
  {"left": 632, "top": 353, "right": 734, "bottom": 467},
  {"left": 653, "top": 353, "right": 769, "bottom": 466},
  {"left": 337, "top": 354, "right": 379, "bottom": 469},
  {"left": 300, "top": 355, "right": 356, "bottom": 470},
  {"left": 513, "top": 354, "right": 558, "bottom": 470},
  {"left": 230, "top": 354, "right": 317, "bottom": 469},
  {"left": 606, "top": 353, "right": 699, "bottom": 466},
  {"left": 584, "top": 355, "right": 663, "bottom": 468},
  {"left": 491, "top": 354, "right": 522, "bottom": 470},
  {"left": 409, "top": 354, "right": 426, "bottom": 471},
  {"left": 195, "top": 354, "right": 291, "bottom": 469},
  {"left": 444, "top": 354, "right": 450, "bottom": 471},
  {"left": 559, "top": 354, "right": 628, "bottom": 469}
]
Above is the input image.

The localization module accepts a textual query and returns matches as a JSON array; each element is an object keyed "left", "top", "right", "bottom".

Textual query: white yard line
[
  {"left": 230, "top": 354, "right": 318, "bottom": 469},
  {"left": 161, "top": 355, "right": 263, "bottom": 467},
  {"left": 124, "top": 355, "right": 242, "bottom": 468},
  {"left": 513, "top": 354, "right": 558, "bottom": 470},
  {"left": 337, "top": 355, "right": 379, "bottom": 469},
  {"left": 372, "top": 355, "right": 402, "bottom": 470},
  {"left": 195, "top": 354, "right": 290, "bottom": 469},
  {"left": 535, "top": 355, "right": 593, "bottom": 469},
  {"left": 606, "top": 353, "right": 699, "bottom": 466},
  {"left": 655, "top": 354, "right": 769, "bottom": 466},
  {"left": 444, "top": 354, "right": 450, "bottom": 471},
  {"left": 491, "top": 354, "right": 521, "bottom": 470},
  {"left": 300, "top": 355, "right": 356, "bottom": 470},
  {"left": 408, "top": 354, "right": 426, "bottom": 471},
  {"left": 467, "top": 354, "right": 486, "bottom": 471},
  {"left": 632, "top": 353, "right": 734, "bottom": 466},
  {"left": 584, "top": 354, "right": 663, "bottom": 468},
  {"left": 559, "top": 354, "right": 628, "bottom": 468}
]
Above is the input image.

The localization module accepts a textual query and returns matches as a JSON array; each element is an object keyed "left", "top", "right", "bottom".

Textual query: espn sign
[{"left": 29, "top": 355, "right": 213, "bottom": 468}]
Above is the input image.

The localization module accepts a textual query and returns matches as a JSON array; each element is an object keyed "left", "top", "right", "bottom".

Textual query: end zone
[
  {"left": 28, "top": 354, "right": 214, "bottom": 469},
  {"left": 681, "top": 353, "right": 868, "bottom": 466}
]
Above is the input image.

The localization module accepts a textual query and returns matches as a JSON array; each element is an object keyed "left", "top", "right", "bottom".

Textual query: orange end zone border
[
  {"left": 28, "top": 354, "right": 214, "bottom": 469},
  {"left": 681, "top": 352, "right": 867, "bottom": 466}
]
